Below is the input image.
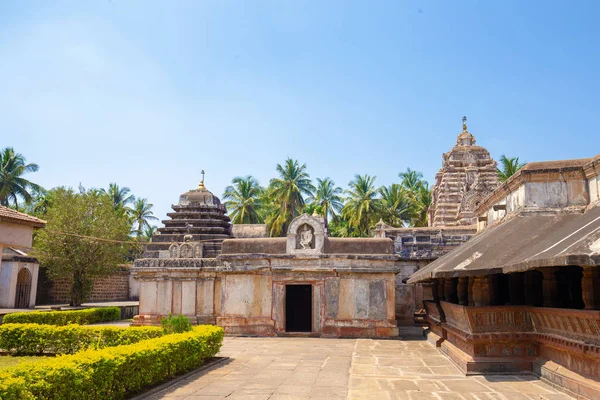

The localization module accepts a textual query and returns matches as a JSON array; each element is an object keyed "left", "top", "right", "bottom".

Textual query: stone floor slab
[{"left": 146, "top": 336, "right": 573, "bottom": 400}]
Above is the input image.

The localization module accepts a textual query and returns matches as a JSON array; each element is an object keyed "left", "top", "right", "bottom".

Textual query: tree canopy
[
  {"left": 33, "top": 187, "right": 133, "bottom": 306},
  {"left": 497, "top": 155, "right": 526, "bottom": 182},
  {"left": 0, "top": 147, "right": 43, "bottom": 207}
]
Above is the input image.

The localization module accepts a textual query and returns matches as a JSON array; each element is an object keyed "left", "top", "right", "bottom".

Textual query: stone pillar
[
  {"left": 508, "top": 273, "right": 525, "bottom": 305},
  {"left": 468, "top": 277, "right": 474, "bottom": 306},
  {"left": 444, "top": 278, "right": 458, "bottom": 304},
  {"left": 582, "top": 266, "right": 600, "bottom": 310},
  {"left": 457, "top": 277, "right": 469, "bottom": 306},
  {"left": 541, "top": 267, "right": 560, "bottom": 308},
  {"left": 437, "top": 279, "right": 446, "bottom": 302},
  {"left": 473, "top": 277, "right": 492, "bottom": 306}
]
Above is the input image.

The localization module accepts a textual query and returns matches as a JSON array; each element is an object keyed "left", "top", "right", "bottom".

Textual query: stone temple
[
  {"left": 411, "top": 153, "right": 600, "bottom": 398},
  {"left": 133, "top": 182, "right": 399, "bottom": 336},
  {"left": 375, "top": 117, "right": 500, "bottom": 324}
]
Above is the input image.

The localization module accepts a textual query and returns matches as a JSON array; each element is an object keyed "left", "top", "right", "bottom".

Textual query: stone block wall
[{"left": 38, "top": 267, "right": 132, "bottom": 304}]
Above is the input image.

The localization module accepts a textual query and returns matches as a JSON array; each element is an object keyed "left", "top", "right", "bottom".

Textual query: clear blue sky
[{"left": 2, "top": 1, "right": 599, "bottom": 223}]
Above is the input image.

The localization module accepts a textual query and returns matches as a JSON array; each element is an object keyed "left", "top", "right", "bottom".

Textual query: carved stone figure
[
  {"left": 180, "top": 243, "right": 194, "bottom": 258},
  {"left": 299, "top": 225, "right": 314, "bottom": 249},
  {"left": 168, "top": 243, "right": 179, "bottom": 258}
]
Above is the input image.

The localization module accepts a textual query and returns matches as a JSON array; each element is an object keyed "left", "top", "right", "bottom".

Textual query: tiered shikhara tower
[
  {"left": 428, "top": 117, "right": 500, "bottom": 227},
  {"left": 142, "top": 174, "right": 233, "bottom": 259}
]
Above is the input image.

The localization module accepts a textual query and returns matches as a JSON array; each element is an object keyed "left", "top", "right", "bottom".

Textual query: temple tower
[
  {"left": 428, "top": 117, "right": 500, "bottom": 227},
  {"left": 143, "top": 174, "right": 233, "bottom": 259}
]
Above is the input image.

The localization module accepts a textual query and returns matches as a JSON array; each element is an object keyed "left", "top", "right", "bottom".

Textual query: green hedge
[
  {"left": 2, "top": 307, "right": 121, "bottom": 326},
  {"left": 0, "top": 325, "right": 224, "bottom": 400},
  {"left": 0, "top": 324, "right": 164, "bottom": 355}
]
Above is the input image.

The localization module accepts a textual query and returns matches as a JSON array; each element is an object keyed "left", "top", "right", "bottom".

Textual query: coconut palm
[
  {"left": 411, "top": 182, "right": 432, "bottom": 227},
  {"left": 0, "top": 147, "right": 43, "bottom": 207},
  {"left": 342, "top": 174, "right": 379, "bottom": 237},
  {"left": 497, "top": 155, "right": 526, "bottom": 182},
  {"left": 223, "top": 175, "right": 265, "bottom": 224},
  {"left": 141, "top": 225, "right": 158, "bottom": 241},
  {"left": 377, "top": 184, "right": 415, "bottom": 227},
  {"left": 130, "top": 198, "right": 158, "bottom": 236},
  {"left": 399, "top": 168, "right": 425, "bottom": 193},
  {"left": 307, "top": 177, "right": 343, "bottom": 228},
  {"left": 266, "top": 159, "right": 315, "bottom": 236},
  {"left": 102, "top": 183, "right": 135, "bottom": 215}
]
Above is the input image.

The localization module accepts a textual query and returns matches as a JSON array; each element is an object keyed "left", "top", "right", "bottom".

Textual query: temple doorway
[
  {"left": 285, "top": 284, "right": 312, "bottom": 332},
  {"left": 14, "top": 268, "right": 32, "bottom": 309}
]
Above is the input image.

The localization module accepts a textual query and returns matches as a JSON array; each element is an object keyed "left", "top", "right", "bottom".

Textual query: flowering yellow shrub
[
  {"left": 0, "top": 324, "right": 164, "bottom": 355},
  {"left": 2, "top": 307, "right": 120, "bottom": 325},
  {"left": 0, "top": 325, "right": 224, "bottom": 400}
]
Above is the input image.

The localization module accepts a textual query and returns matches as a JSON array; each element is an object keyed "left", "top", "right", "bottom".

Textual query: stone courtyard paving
[{"left": 146, "top": 337, "right": 572, "bottom": 400}]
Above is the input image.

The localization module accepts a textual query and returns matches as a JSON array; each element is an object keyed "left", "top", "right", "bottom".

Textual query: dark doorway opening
[
  {"left": 15, "top": 268, "right": 32, "bottom": 309},
  {"left": 285, "top": 285, "right": 312, "bottom": 332}
]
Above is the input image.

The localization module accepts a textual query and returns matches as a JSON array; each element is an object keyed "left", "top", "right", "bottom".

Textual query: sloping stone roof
[
  {"left": 0, "top": 206, "right": 46, "bottom": 228},
  {"left": 408, "top": 204, "right": 600, "bottom": 283}
]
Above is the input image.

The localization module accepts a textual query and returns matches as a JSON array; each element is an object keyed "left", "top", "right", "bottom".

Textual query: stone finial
[{"left": 198, "top": 169, "right": 206, "bottom": 189}]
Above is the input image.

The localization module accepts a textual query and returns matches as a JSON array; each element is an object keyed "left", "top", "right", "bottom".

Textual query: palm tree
[
  {"left": 0, "top": 147, "right": 43, "bottom": 207},
  {"left": 411, "top": 182, "right": 432, "bottom": 227},
  {"left": 102, "top": 183, "right": 135, "bottom": 215},
  {"left": 307, "top": 177, "right": 343, "bottom": 228},
  {"left": 223, "top": 176, "right": 265, "bottom": 224},
  {"left": 398, "top": 167, "right": 432, "bottom": 227},
  {"left": 497, "top": 155, "right": 526, "bottom": 182},
  {"left": 266, "top": 159, "right": 315, "bottom": 236},
  {"left": 141, "top": 225, "right": 158, "bottom": 241},
  {"left": 27, "top": 187, "right": 53, "bottom": 216},
  {"left": 342, "top": 174, "right": 379, "bottom": 237},
  {"left": 399, "top": 168, "right": 424, "bottom": 193},
  {"left": 377, "top": 184, "right": 415, "bottom": 227},
  {"left": 130, "top": 198, "right": 158, "bottom": 236}
]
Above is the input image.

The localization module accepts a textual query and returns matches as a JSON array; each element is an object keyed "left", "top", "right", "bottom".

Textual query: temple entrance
[
  {"left": 285, "top": 285, "right": 312, "bottom": 332},
  {"left": 14, "top": 268, "right": 32, "bottom": 309}
]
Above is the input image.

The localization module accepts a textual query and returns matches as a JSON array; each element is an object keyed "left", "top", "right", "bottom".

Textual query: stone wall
[
  {"left": 39, "top": 267, "right": 132, "bottom": 304},
  {"left": 232, "top": 224, "right": 269, "bottom": 238}
]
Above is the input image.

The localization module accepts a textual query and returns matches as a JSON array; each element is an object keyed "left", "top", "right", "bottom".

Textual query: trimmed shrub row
[
  {"left": 0, "top": 324, "right": 164, "bottom": 355},
  {"left": 0, "top": 325, "right": 224, "bottom": 400},
  {"left": 2, "top": 307, "right": 121, "bottom": 326}
]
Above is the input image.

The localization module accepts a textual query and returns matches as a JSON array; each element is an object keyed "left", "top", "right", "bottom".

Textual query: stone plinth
[{"left": 424, "top": 301, "right": 600, "bottom": 399}]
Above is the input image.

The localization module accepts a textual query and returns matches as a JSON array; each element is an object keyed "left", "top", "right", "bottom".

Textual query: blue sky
[{"left": 2, "top": 1, "right": 599, "bottom": 223}]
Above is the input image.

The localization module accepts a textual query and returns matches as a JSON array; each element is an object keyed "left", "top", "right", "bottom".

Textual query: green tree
[
  {"left": 377, "top": 184, "right": 415, "bottom": 227},
  {"left": 497, "top": 155, "right": 526, "bottom": 182},
  {"left": 307, "top": 177, "right": 343, "bottom": 228},
  {"left": 33, "top": 187, "right": 131, "bottom": 306},
  {"left": 0, "top": 147, "right": 43, "bottom": 207},
  {"left": 342, "top": 174, "right": 379, "bottom": 237},
  {"left": 411, "top": 182, "right": 432, "bottom": 227},
  {"left": 141, "top": 225, "right": 158, "bottom": 241},
  {"left": 130, "top": 198, "right": 158, "bottom": 237},
  {"left": 399, "top": 167, "right": 431, "bottom": 227},
  {"left": 223, "top": 176, "right": 265, "bottom": 224},
  {"left": 102, "top": 183, "right": 135, "bottom": 216},
  {"left": 399, "top": 168, "right": 424, "bottom": 193},
  {"left": 266, "top": 159, "right": 315, "bottom": 236}
]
